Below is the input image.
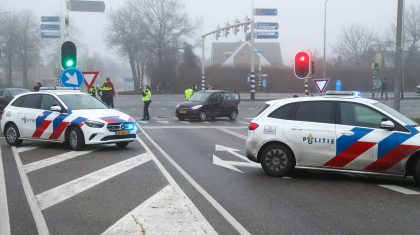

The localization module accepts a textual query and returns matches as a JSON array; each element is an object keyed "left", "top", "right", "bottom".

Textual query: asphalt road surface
[{"left": 1, "top": 94, "right": 420, "bottom": 234}]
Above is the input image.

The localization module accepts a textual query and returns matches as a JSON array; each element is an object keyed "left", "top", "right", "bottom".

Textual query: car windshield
[
  {"left": 374, "top": 102, "right": 418, "bottom": 126},
  {"left": 188, "top": 92, "right": 211, "bottom": 102},
  {"left": 59, "top": 93, "right": 109, "bottom": 110},
  {"left": 9, "top": 89, "right": 29, "bottom": 96}
]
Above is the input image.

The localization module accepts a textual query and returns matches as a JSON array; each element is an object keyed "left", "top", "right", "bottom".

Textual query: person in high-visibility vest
[
  {"left": 141, "top": 85, "right": 152, "bottom": 120},
  {"left": 88, "top": 85, "right": 97, "bottom": 98},
  {"left": 98, "top": 82, "right": 113, "bottom": 107},
  {"left": 184, "top": 84, "right": 197, "bottom": 100}
]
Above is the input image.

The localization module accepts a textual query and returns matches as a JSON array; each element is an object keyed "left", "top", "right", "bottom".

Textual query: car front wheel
[
  {"left": 67, "top": 126, "right": 84, "bottom": 151},
  {"left": 413, "top": 158, "right": 420, "bottom": 187},
  {"left": 5, "top": 123, "right": 22, "bottom": 146},
  {"left": 260, "top": 144, "right": 294, "bottom": 177},
  {"left": 199, "top": 111, "right": 207, "bottom": 121},
  {"left": 228, "top": 110, "right": 238, "bottom": 120}
]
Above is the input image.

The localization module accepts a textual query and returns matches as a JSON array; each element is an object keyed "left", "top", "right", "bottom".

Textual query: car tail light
[{"left": 249, "top": 122, "right": 259, "bottom": 131}]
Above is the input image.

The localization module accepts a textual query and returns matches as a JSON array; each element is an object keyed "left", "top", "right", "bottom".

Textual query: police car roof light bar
[
  {"left": 39, "top": 87, "right": 80, "bottom": 91},
  {"left": 324, "top": 91, "right": 361, "bottom": 97}
]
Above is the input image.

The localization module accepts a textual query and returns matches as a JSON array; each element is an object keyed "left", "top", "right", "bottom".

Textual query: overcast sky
[{"left": 1, "top": 0, "right": 418, "bottom": 67}]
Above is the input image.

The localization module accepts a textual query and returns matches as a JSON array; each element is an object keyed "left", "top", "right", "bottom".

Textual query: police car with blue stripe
[
  {"left": 1, "top": 88, "right": 137, "bottom": 150},
  {"left": 246, "top": 91, "right": 420, "bottom": 186}
]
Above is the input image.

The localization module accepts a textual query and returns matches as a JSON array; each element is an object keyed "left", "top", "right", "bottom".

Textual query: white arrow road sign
[
  {"left": 213, "top": 144, "right": 260, "bottom": 173},
  {"left": 65, "top": 72, "right": 79, "bottom": 85}
]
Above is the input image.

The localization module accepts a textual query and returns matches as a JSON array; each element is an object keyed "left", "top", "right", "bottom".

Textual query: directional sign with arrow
[
  {"left": 60, "top": 68, "right": 84, "bottom": 88},
  {"left": 213, "top": 144, "right": 260, "bottom": 173}
]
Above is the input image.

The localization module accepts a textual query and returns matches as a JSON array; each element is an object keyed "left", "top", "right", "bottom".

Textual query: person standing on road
[
  {"left": 381, "top": 78, "right": 388, "bottom": 100},
  {"left": 33, "top": 80, "right": 42, "bottom": 91},
  {"left": 105, "top": 77, "right": 115, "bottom": 108},
  {"left": 184, "top": 84, "right": 195, "bottom": 100},
  {"left": 141, "top": 85, "right": 152, "bottom": 120},
  {"left": 98, "top": 82, "right": 113, "bottom": 107}
]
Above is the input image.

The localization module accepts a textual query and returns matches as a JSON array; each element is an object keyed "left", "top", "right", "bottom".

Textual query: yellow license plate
[
  {"left": 116, "top": 130, "right": 129, "bottom": 135},
  {"left": 179, "top": 110, "right": 187, "bottom": 114}
]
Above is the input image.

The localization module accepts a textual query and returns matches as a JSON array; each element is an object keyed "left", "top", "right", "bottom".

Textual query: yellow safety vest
[
  {"left": 185, "top": 88, "right": 193, "bottom": 99},
  {"left": 143, "top": 89, "right": 152, "bottom": 101}
]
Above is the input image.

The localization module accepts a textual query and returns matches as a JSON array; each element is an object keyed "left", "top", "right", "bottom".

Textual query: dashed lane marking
[
  {"left": 11, "top": 147, "right": 49, "bottom": 234},
  {"left": 35, "top": 153, "right": 152, "bottom": 210},
  {"left": 378, "top": 185, "right": 420, "bottom": 195},
  {"left": 157, "top": 121, "right": 169, "bottom": 124},
  {"left": 137, "top": 124, "right": 251, "bottom": 235},
  {"left": 23, "top": 150, "right": 93, "bottom": 173},
  {"left": 216, "top": 128, "right": 247, "bottom": 140},
  {"left": 0, "top": 148, "right": 11, "bottom": 235},
  {"left": 17, "top": 146, "right": 40, "bottom": 153},
  {"left": 102, "top": 185, "right": 216, "bottom": 235}
]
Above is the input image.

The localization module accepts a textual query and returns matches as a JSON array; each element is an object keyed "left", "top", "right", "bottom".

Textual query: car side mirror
[
  {"left": 380, "top": 120, "right": 394, "bottom": 130},
  {"left": 50, "top": 105, "right": 62, "bottom": 112}
]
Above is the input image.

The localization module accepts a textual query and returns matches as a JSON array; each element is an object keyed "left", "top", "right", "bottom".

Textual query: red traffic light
[{"left": 294, "top": 51, "right": 311, "bottom": 79}]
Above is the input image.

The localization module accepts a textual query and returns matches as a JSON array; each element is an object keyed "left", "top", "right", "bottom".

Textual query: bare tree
[
  {"left": 0, "top": 13, "right": 17, "bottom": 87},
  {"left": 129, "top": 0, "right": 200, "bottom": 91},
  {"left": 334, "top": 23, "right": 379, "bottom": 68},
  {"left": 404, "top": 4, "right": 420, "bottom": 66},
  {"left": 14, "top": 11, "right": 40, "bottom": 88}
]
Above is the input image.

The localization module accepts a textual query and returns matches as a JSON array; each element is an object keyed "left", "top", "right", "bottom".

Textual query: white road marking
[
  {"left": 379, "top": 185, "right": 420, "bottom": 195},
  {"left": 160, "top": 107, "right": 167, "bottom": 110},
  {"left": 137, "top": 121, "right": 149, "bottom": 124},
  {"left": 0, "top": 148, "right": 11, "bottom": 235},
  {"left": 238, "top": 121, "right": 249, "bottom": 125},
  {"left": 102, "top": 185, "right": 216, "bottom": 235},
  {"left": 179, "top": 121, "right": 191, "bottom": 125},
  {"left": 157, "top": 121, "right": 169, "bottom": 124},
  {"left": 249, "top": 108, "right": 255, "bottom": 110},
  {"left": 137, "top": 125, "right": 251, "bottom": 235},
  {"left": 11, "top": 147, "right": 49, "bottom": 234},
  {"left": 202, "top": 121, "right": 211, "bottom": 124},
  {"left": 23, "top": 150, "right": 93, "bottom": 173},
  {"left": 217, "top": 128, "right": 247, "bottom": 140},
  {"left": 35, "top": 153, "right": 152, "bottom": 210},
  {"left": 17, "top": 146, "right": 39, "bottom": 153},
  {"left": 142, "top": 126, "right": 247, "bottom": 130}
]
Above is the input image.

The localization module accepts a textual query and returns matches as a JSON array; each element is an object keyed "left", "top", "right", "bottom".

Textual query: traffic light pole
[
  {"left": 394, "top": 0, "right": 404, "bottom": 111},
  {"left": 250, "top": 0, "right": 256, "bottom": 100},
  {"left": 201, "top": 36, "right": 206, "bottom": 91}
]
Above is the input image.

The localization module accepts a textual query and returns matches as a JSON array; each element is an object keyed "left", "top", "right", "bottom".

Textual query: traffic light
[
  {"left": 294, "top": 51, "right": 311, "bottom": 79},
  {"left": 234, "top": 18, "right": 240, "bottom": 35},
  {"left": 243, "top": 16, "right": 251, "bottom": 32},
  {"left": 311, "top": 61, "right": 315, "bottom": 74},
  {"left": 224, "top": 22, "right": 230, "bottom": 37},
  {"left": 61, "top": 41, "right": 76, "bottom": 69},
  {"left": 215, "top": 26, "right": 221, "bottom": 40}
]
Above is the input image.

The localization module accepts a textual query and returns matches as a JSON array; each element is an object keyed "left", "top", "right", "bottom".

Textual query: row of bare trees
[
  {"left": 0, "top": 10, "right": 40, "bottom": 88},
  {"left": 105, "top": 0, "right": 200, "bottom": 93}
]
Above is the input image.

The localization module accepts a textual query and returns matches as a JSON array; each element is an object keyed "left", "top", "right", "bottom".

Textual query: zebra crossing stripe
[
  {"left": 24, "top": 150, "right": 93, "bottom": 173},
  {"left": 35, "top": 153, "right": 152, "bottom": 210}
]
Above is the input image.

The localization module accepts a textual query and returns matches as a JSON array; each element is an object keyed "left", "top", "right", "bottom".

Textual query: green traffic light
[{"left": 66, "top": 59, "right": 74, "bottom": 67}]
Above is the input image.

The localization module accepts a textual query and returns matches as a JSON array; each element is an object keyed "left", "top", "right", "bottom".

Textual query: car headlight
[
  {"left": 124, "top": 122, "right": 135, "bottom": 130},
  {"left": 191, "top": 105, "right": 203, "bottom": 110},
  {"left": 84, "top": 120, "right": 105, "bottom": 128}
]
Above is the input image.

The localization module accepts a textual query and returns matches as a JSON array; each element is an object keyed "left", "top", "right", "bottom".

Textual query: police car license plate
[
  {"left": 179, "top": 110, "right": 187, "bottom": 114},
  {"left": 116, "top": 130, "right": 129, "bottom": 135}
]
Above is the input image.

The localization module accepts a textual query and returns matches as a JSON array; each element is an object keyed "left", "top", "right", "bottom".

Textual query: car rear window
[
  {"left": 11, "top": 96, "right": 24, "bottom": 107},
  {"left": 268, "top": 103, "right": 295, "bottom": 120}
]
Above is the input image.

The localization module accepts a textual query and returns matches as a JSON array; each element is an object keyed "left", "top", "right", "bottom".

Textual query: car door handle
[{"left": 341, "top": 131, "right": 354, "bottom": 136}]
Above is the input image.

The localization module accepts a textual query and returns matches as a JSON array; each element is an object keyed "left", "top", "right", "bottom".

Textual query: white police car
[
  {"left": 246, "top": 91, "right": 420, "bottom": 186},
  {"left": 1, "top": 88, "right": 137, "bottom": 150}
]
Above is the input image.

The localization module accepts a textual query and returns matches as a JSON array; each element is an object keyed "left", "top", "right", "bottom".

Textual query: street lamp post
[
  {"left": 250, "top": 0, "right": 256, "bottom": 100},
  {"left": 323, "top": 0, "right": 329, "bottom": 78}
]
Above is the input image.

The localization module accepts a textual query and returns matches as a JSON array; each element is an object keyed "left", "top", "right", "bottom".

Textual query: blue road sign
[
  {"left": 41, "top": 24, "right": 60, "bottom": 30},
  {"left": 41, "top": 32, "right": 60, "bottom": 39},
  {"left": 60, "top": 68, "right": 84, "bottom": 88},
  {"left": 255, "top": 8, "right": 278, "bottom": 16},
  {"left": 256, "top": 32, "right": 279, "bottom": 39},
  {"left": 262, "top": 79, "right": 268, "bottom": 87},
  {"left": 41, "top": 16, "right": 60, "bottom": 22},
  {"left": 336, "top": 80, "right": 342, "bottom": 91},
  {"left": 256, "top": 22, "right": 279, "bottom": 30}
]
